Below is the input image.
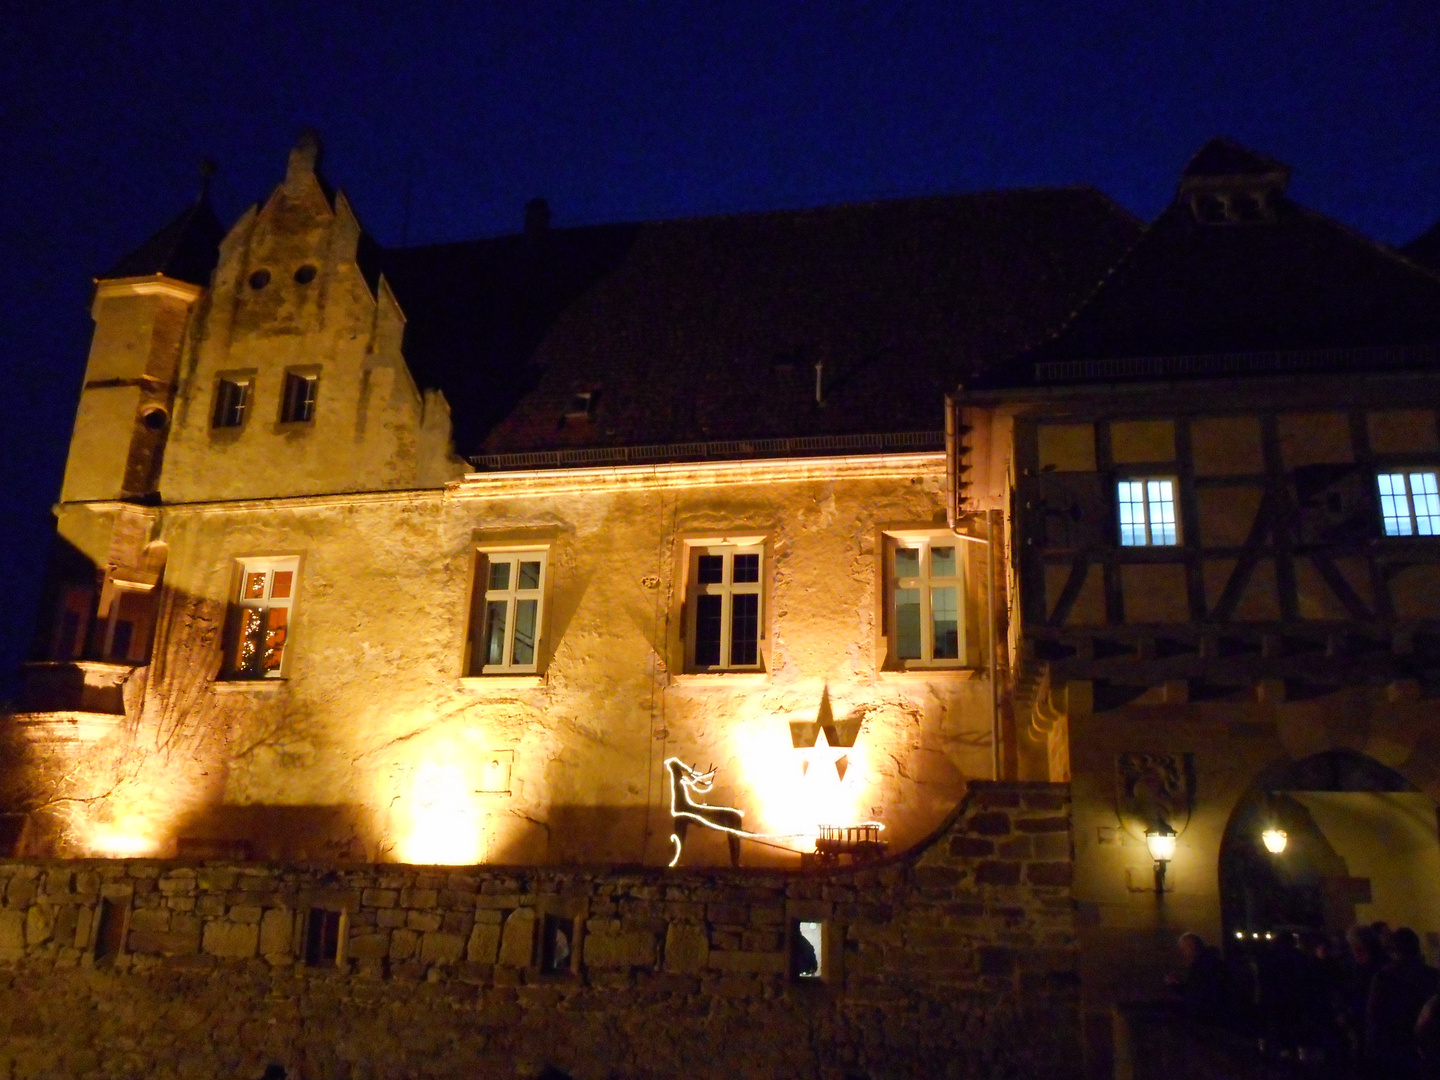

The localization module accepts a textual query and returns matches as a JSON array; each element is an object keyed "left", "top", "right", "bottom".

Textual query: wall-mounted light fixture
[
  {"left": 1145, "top": 822, "right": 1177, "bottom": 894},
  {"left": 1261, "top": 828, "right": 1288, "bottom": 855}
]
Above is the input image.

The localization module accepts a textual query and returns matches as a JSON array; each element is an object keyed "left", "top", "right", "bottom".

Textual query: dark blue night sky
[{"left": 2, "top": 1, "right": 1438, "bottom": 690}]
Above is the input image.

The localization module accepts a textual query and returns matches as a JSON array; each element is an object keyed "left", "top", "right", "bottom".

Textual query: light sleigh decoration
[{"left": 663, "top": 757, "right": 886, "bottom": 868}]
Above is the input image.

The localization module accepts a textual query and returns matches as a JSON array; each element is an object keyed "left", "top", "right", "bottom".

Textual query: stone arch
[{"left": 1218, "top": 748, "right": 1440, "bottom": 949}]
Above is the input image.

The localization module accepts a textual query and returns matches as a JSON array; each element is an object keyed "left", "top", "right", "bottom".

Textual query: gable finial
[
  {"left": 197, "top": 157, "right": 217, "bottom": 203},
  {"left": 287, "top": 129, "right": 323, "bottom": 179}
]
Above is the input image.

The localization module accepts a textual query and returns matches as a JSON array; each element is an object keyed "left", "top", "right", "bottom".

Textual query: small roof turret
[{"left": 101, "top": 161, "right": 224, "bottom": 286}]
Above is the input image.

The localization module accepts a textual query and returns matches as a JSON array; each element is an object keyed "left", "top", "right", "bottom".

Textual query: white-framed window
[
  {"left": 1117, "top": 478, "right": 1179, "bottom": 546},
  {"left": 469, "top": 550, "right": 547, "bottom": 674},
  {"left": 212, "top": 377, "right": 251, "bottom": 428},
  {"left": 280, "top": 371, "right": 318, "bottom": 424},
  {"left": 230, "top": 557, "right": 298, "bottom": 678},
  {"left": 685, "top": 543, "right": 764, "bottom": 672},
  {"left": 887, "top": 536, "right": 964, "bottom": 667},
  {"left": 1378, "top": 471, "right": 1440, "bottom": 537}
]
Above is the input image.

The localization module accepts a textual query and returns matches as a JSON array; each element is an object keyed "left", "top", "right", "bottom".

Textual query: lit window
[
  {"left": 229, "top": 557, "right": 298, "bottom": 678},
  {"left": 685, "top": 544, "right": 763, "bottom": 672},
  {"left": 212, "top": 377, "right": 251, "bottom": 428},
  {"left": 791, "top": 920, "right": 824, "bottom": 980},
  {"left": 1378, "top": 471, "right": 1440, "bottom": 537},
  {"left": 469, "top": 551, "right": 546, "bottom": 674},
  {"left": 280, "top": 371, "right": 318, "bottom": 423},
  {"left": 1117, "top": 478, "right": 1179, "bottom": 546},
  {"left": 889, "top": 538, "right": 964, "bottom": 667}
]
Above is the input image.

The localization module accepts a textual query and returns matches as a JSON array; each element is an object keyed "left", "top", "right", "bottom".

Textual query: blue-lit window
[
  {"left": 1378, "top": 471, "right": 1440, "bottom": 537},
  {"left": 1117, "top": 478, "right": 1179, "bottom": 547}
]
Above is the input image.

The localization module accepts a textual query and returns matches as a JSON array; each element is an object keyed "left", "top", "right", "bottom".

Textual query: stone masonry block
[
  {"left": 401, "top": 888, "right": 438, "bottom": 908},
  {"left": 967, "top": 812, "right": 1013, "bottom": 836},
  {"left": 228, "top": 905, "right": 263, "bottom": 924},
  {"left": 362, "top": 889, "right": 398, "bottom": 908},
  {"left": 1025, "top": 862, "right": 1074, "bottom": 887},
  {"left": 950, "top": 836, "right": 995, "bottom": 858},
  {"left": 467, "top": 921, "right": 500, "bottom": 964},
  {"left": 127, "top": 929, "right": 202, "bottom": 955},
  {"left": 1015, "top": 816, "right": 1069, "bottom": 833},
  {"left": 128, "top": 907, "right": 171, "bottom": 933},
  {"left": 0, "top": 909, "right": 25, "bottom": 951},
  {"left": 24, "top": 904, "right": 55, "bottom": 946},
  {"left": 420, "top": 931, "right": 465, "bottom": 964},
  {"left": 706, "top": 950, "right": 788, "bottom": 975},
  {"left": 498, "top": 908, "right": 534, "bottom": 966},
  {"left": 406, "top": 911, "right": 442, "bottom": 933},
  {"left": 259, "top": 909, "right": 292, "bottom": 956},
  {"left": 202, "top": 921, "right": 258, "bottom": 959},
  {"left": 389, "top": 928, "right": 419, "bottom": 960},
  {"left": 377, "top": 908, "right": 407, "bottom": 928},
  {"left": 974, "top": 862, "right": 1022, "bottom": 886},
  {"left": 348, "top": 932, "right": 392, "bottom": 961},
  {"left": 663, "top": 922, "right": 709, "bottom": 974},
  {"left": 583, "top": 931, "right": 656, "bottom": 969}
]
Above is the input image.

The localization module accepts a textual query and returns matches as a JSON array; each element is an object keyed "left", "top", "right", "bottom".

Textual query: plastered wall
[{"left": 22, "top": 458, "right": 996, "bottom": 868}]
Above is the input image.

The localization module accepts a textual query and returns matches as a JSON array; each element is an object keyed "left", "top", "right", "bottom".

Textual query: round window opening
[
  {"left": 294, "top": 265, "right": 317, "bottom": 284},
  {"left": 140, "top": 407, "right": 168, "bottom": 431},
  {"left": 248, "top": 269, "right": 271, "bottom": 290}
]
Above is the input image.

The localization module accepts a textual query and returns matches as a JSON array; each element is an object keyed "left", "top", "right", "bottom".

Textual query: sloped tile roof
[
  {"left": 381, "top": 189, "right": 1140, "bottom": 457},
  {"left": 976, "top": 145, "right": 1440, "bottom": 390},
  {"left": 102, "top": 198, "right": 225, "bottom": 287}
]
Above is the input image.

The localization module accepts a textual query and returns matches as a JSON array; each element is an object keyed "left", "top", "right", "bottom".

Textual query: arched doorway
[{"left": 1219, "top": 750, "right": 1440, "bottom": 949}]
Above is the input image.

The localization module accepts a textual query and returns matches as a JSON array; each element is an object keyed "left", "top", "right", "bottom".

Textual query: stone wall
[{"left": 0, "top": 782, "right": 1074, "bottom": 1080}]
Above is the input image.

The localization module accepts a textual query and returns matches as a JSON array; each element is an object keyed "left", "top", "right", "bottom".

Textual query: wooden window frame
[
  {"left": 683, "top": 542, "right": 765, "bottom": 673},
  {"left": 1117, "top": 475, "right": 1181, "bottom": 547},
  {"left": 279, "top": 370, "right": 319, "bottom": 425},
  {"left": 467, "top": 548, "right": 549, "bottom": 675},
  {"left": 1377, "top": 469, "right": 1440, "bottom": 538},
  {"left": 883, "top": 532, "right": 966, "bottom": 669},
  {"left": 227, "top": 556, "right": 299, "bottom": 680}
]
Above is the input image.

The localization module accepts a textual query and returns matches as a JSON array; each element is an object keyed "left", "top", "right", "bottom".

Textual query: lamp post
[{"left": 1145, "top": 823, "right": 1177, "bottom": 894}]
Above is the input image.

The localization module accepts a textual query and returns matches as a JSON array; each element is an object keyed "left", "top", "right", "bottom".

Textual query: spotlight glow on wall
[{"left": 396, "top": 759, "right": 485, "bottom": 865}]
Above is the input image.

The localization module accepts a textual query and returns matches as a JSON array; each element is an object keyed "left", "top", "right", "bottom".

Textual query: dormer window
[
  {"left": 564, "top": 391, "right": 596, "bottom": 420},
  {"left": 1189, "top": 190, "right": 1273, "bottom": 225}
]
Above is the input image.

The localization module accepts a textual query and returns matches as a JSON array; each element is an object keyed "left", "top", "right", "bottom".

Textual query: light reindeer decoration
[{"left": 664, "top": 757, "right": 749, "bottom": 868}]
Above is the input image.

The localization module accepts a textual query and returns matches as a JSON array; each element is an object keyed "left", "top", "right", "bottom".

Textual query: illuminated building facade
[
  {"left": 954, "top": 139, "right": 1440, "bottom": 1070},
  {"left": 6, "top": 133, "right": 1137, "bottom": 868}
]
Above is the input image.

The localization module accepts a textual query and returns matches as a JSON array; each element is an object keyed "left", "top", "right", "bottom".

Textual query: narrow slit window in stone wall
[
  {"left": 304, "top": 908, "right": 342, "bottom": 966},
  {"left": 791, "top": 920, "right": 824, "bottom": 980},
  {"left": 94, "top": 897, "right": 126, "bottom": 961},
  {"left": 541, "top": 914, "right": 575, "bottom": 974}
]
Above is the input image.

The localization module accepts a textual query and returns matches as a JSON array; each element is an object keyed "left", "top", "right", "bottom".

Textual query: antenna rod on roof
[{"left": 814, "top": 360, "right": 824, "bottom": 406}]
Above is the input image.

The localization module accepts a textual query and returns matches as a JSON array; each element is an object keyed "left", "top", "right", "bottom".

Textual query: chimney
[{"left": 525, "top": 197, "right": 552, "bottom": 234}]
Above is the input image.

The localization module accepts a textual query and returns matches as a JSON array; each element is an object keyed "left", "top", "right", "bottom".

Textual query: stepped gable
[
  {"left": 101, "top": 196, "right": 224, "bottom": 287},
  {"left": 380, "top": 189, "right": 1140, "bottom": 459},
  {"left": 975, "top": 138, "right": 1440, "bottom": 390}
]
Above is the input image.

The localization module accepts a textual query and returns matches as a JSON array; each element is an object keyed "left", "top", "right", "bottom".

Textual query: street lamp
[
  {"left": 1145, "top": 823, "right": 1177, "bottom": 894},
  {"left": 1261, "top": 828, "right": 1287, "bottom": 855}
]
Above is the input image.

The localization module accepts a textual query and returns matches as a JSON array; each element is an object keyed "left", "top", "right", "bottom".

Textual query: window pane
[
  {"left": 269, "top": 570, "right": 293, "bottom": 600},
  {"left": 1117, "top": 481, "right": 1147, "bottom": 546},
  {"left": 1378, "top": 473, "right": 1412, "bottom": 536},
  {"left": 895, "top": 587, "right": 921, "bottom": 660},
  {"left": 512, "top": 599, "right": 538, "bottom": 665},
  {"left": 694, "top": 595, "right": 723, "bottom": 667},
  {"left": 697, "top": 555, "right": 724, "bottom": 584},
  {"left": 895, "top": 548, "right": 920, "bottom": 579},
  {"left": 1412, "top": 473, "right": 1440, "bottom": 536},
  {"left": 263, "top": 608, "right": 288, "bottom": 673},
  {"left": 239, "top": 608, "right": 266, "bottom": 674},
  {"left": 518, "top": 560, "right": 541, "bottom": 590},
  {"left": 488, "top": 561, "right": 511, "bottom": 591},
  {"left": 931, "top": 586, "right": 959, "bottom": 660},
  {"left": 244, "top": 572, "right": 267, "bottom": 600},
  {"left": 485, "top": 601, "right": 508, "bottom": 665},
  {"left": 930, "top": 546, "right": 956, "bottom": 578},
  {"left": 733, "top": 553, "right": 760, "bottom": 583},
  {"left": 730, "top": 593, "right": 759, "bottom": 666},
  {"left": 1146, "top": 480, "right": 1177, "bottom": 545}
]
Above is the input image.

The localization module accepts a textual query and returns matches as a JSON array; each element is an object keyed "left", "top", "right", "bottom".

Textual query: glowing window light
[{"left": 87, "top": 827, "right": 160, "bottom": 858}]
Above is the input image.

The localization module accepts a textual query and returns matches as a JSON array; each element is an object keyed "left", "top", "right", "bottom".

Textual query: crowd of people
[{"left": 1169, "top": 923, "right": 1440, "bottom": 1077}]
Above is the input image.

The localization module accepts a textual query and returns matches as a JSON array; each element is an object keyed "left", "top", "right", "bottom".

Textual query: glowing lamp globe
[
  {"left": 1261, "top": 828, "right": 1288, "bottom": 855},
  {"left": 1145, "top": 828, "right": 1177, "bottom": 862}
]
